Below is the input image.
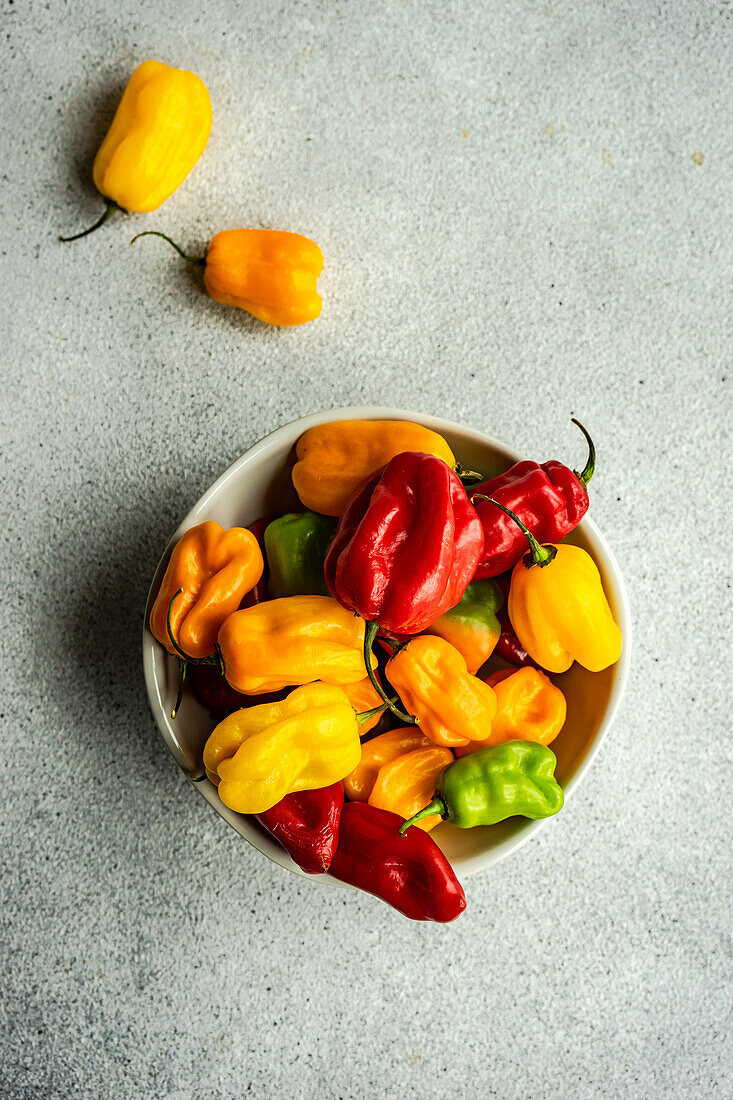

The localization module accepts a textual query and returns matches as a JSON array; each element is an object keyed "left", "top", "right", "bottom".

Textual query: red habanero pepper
[
  {"left": 470, "top": 420, "right": 595, "bottom": 579},
  {"left": 241, "top": 516, "right": 275, "bottom": 608},
  {"left": 325, "top": 453, "right": 483, "bottom": 635},
  {"left": 257, "top": 783, "right": 344, "bottom": 875},
  {"left": 328, "top": 802, "right": 466, "bottom": 922},
  {"left": 325, "top": 452, "right": 483, "bottom": 725}
]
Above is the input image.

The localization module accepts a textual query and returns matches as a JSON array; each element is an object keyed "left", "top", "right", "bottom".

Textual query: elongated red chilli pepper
[
  {"left": 470, "top": 419, "right": 595, "bottom": 579},
  {"left": 328, "top": 802, "right": 466, "bottom": 922},
  {"left": 257, "top": 783, "right": 344, "bottom": 875}
]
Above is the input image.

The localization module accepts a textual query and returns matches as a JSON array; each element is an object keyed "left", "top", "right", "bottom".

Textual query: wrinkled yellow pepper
[
  {"left": 509, "top": 544, "right": 622, "bottom": 673},
  {"left": 217, "top": 595, "right": 377, "bottom": 694},
  {"left": 486, "top": 497, "right": 622, "bottom": 673},
  {"left": 62, "top": 60, "right": 212, "bottom": 240},
  {"left": 203, "top": 683, "right": 360, "bottom": 814}
]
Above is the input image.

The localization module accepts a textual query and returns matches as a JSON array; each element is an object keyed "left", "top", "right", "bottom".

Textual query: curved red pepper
[
  {"left": 257, "top": 783, "right": 344, "bottom": 875},
  {"left": 471, "top": 420, "right": 595, "bottom": 579},
  {"left": 324, "top": 452, "right": 484, "bottom": 635},
  {"left": 329, "top": 802, "right": 466, "bottom": 922}
]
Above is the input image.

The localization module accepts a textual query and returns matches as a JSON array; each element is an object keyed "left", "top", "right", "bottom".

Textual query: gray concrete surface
[{"left": 1, "top": 1, "right": 731, "bottom": 1097}]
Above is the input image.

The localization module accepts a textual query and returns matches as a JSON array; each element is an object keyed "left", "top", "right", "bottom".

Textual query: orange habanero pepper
[
  {"left": 132, "top": 228, "right": 323, "bottom": 326},
  {"left": 344, "top": 728, "right": 434, "bottom": 801},
  {"left": 385, "top": 635, "right": 497, "bottom": 748},
  {"left": 455, "top": 666, "right": 567, "bottom": 757},
  {"left": 150, "top": 521, "right": 264, "bottom": 660},
  {"left": 368, "top": 746, "right": 454, "bottom": 831}
]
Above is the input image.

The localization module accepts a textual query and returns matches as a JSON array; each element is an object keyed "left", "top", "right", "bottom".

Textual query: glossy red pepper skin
[
  {"left": 241, "top": 516, "right": 274, "bottom": 608},
  {"left": 257, "top": 783, "right": 344, "bottom": 875},
  {"left": 188, "top": 664, "right": 253, "bottom": 713},
  {"left": 471, "top": 461, "right": 589, "bottom": 579},
  {"left": 495, "top": 607, "right": 537, "bottom": 668},
  {"left": 188, "top": 665, "right": 286, "bottom": 715},
  {"left": 494, "top": 574, "right": 537, "bottom": 668},
  {"left": 324, "top": 452, "right": 484, "bottom": 635},
  {"left": 328, "top": 802, "right": 466, "bottom": 922}
]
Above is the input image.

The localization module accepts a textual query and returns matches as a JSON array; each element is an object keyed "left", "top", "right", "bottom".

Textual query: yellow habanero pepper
[
  {"left": 203, "top": 683, "right": 360, "bottom": 814},
  {"left": 131, "top": 228, "right": 323, "bottom": 326},
  {"left": 61, "top": 60, "right": 212, "bottom": 241},
  {"left": 385, "top": 635, "right": 497, "bottom": 748},
  {"left": 217, "top": 595, "right": 377, "bottom": 695},
  {"left": 368, "top": 746, "right": 454, "bottom": 832},
  {"left": 488, "top": 498, "right": 622, "bottom": 673},
  {"left": 291, "top": 420, "right": 459, "bottom": 516},
  {"left": 454, "top": 667, "right": 567, "bottom": 757}
]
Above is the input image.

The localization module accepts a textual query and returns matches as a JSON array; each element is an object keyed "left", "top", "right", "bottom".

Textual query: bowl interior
[{"left": 143, "top": 407, "right": 630, "bottom": 880}]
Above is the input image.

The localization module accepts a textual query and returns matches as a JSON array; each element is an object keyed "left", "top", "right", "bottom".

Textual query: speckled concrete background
[{"left": 1, "top": 1, "right": 731, "bottom": 1097}]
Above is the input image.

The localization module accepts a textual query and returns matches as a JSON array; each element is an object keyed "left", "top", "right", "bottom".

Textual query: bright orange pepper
[
  {"left": 344, "top": 728, "right": 433, "bottom": 801},
  {"left": 292, "top": 420, "right": 458, "bottom": 516},
  {"left": 217, "top": 595, "right": 376, "bottom": 695},
  {"left": 368, "top": 746, "right": 454, "bottom": 831},
  {"left": 385, "top": 635, "right": 497, "bottom": 748},
  {"left": 455, "top": 666, "right": 567, "bottom": 757},
  {"left": 149, "top": 521, "right": 264, "bottom": 659},
  {"left": 133, "top": 228, "right": 323, "bottom": 327}
]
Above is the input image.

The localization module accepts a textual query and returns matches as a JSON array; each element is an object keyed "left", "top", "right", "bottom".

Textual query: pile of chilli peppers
[{"left": 150, "top": 418, "right": 623, "bottom": 922}]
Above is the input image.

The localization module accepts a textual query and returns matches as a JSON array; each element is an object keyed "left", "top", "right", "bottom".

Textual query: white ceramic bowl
[{"left": 143, "top": 407, "right": 631, "bottom": 882}]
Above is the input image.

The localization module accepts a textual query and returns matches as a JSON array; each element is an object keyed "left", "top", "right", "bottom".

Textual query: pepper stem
[
  {"left": 399, "top": 797, "right": 447, "bottom": 835},
  {"left": 356, "top": 702, "right": 389, "bottom": 726},
  {"left": 472, "top": 496, "right": 557, "bottom": 569},
  {"left": 171, "top": 657, "right": 187, "bottom": 719},
  {"left": 571, "top": 418, "right": 596, "bottom": 488},
  {"left": 59, "top": 198, "right": 119, "bottom": 242},
  {"left": 131, "top": 230, "right": 206, "bottom": 266},
  {"left": 456, "top": 464, "right": 484, "bottom": 486},
  {"left": 165, "top": 588, "right": 222, "bottom": 718},
  {"left": 364, "top": 621, "right": 419, "bottom": 726}
]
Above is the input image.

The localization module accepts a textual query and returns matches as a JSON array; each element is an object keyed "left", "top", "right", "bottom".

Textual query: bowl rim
[{"left": 142, "top": 406, "right": 632, "bottom": 880}]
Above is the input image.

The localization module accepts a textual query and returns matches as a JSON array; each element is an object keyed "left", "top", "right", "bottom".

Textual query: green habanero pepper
[
  {"left": 399, "top": 740, "right": 563, "bottom": 833},
  {"left": 425, "top": 578, "right": 503, "bottom": 673},
  {"left": 264, "top": 512, "right": 337, "bottom": 599}
]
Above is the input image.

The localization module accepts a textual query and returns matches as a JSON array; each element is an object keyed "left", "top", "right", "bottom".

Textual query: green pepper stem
[
  {"left": 364, "top": 621, "right": 419, "bottom": 726},
  {"left": 131, "top": 230, "right": 206, "bottom": 266},
  {"left": 165, "top": 588, "right": 221, "bottom": 718},
  {"left": 472, "top": 496, "right": 556, "bottom": 569},
  {"left": 59, "top": 198, "right": 119, "bottom": 242},
  {"left": 171, "top": 657, "right": 187, "bottom": 719},
  {"left": 356, "top": 702, "right": 389, "bottom": 726},
  {"left": 571, "top": 418, "right": 596, "bottom": 488},
  {"left": 399, "top": 797, "right": 447, "bottom": 835},
  {"left": 456, "top": 464, "right": 484, "bottom": 485}
]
